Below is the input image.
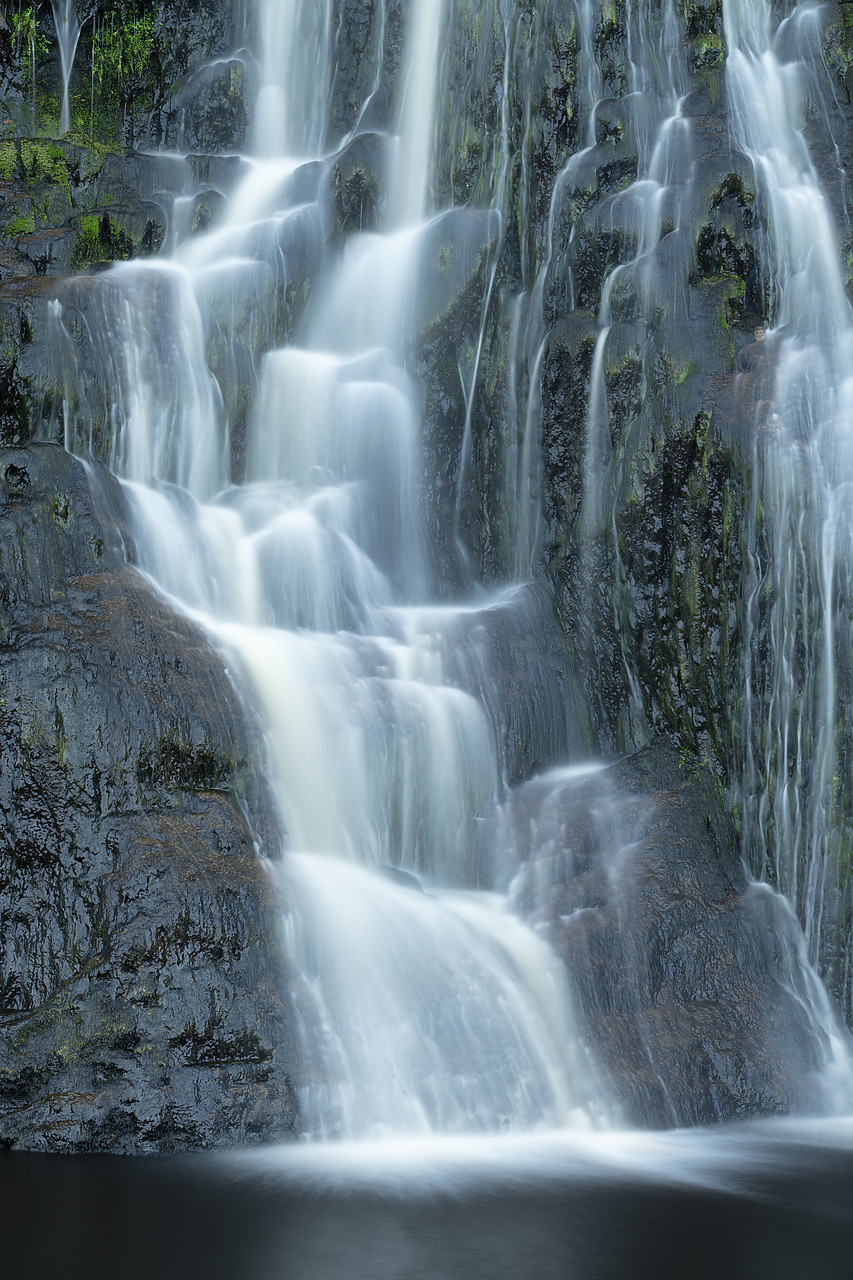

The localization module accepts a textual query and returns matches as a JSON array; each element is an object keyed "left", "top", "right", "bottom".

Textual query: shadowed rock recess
[{"left": 1, "top": 0, "right": 853, "bottom": 1150}]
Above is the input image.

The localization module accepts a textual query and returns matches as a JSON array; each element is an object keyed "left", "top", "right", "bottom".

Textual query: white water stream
[
  {"left": 49, "top": 0, "right": 853, "bottom": 1138},
  {"left": 56, "top": 0, "right": 606, "bottom": 1139},
  {"left": 50, "top": 0, "right": 80, "bottom": 136},
  {"left": 724, "top": 0, "right": 853, "bottom": 1014}
]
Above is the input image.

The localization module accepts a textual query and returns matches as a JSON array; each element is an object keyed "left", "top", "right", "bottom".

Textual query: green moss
[
  {"left": 333, "top": 160, "right": 381, "bottom": 240},
  {"left": 720, "top": 274, "right": 746, "bottom": 331},
  {"left": 51, "top": 492, "right": 70, "bottom": 525},
  {"left": 168, "top": 1017, "right": 271, "bottom": 1068},
  {"left": 0, "top": 136, "right": 17, "bottom": 180},
  {"left": 137, "top": 731, "right": 237, "bottom": 794},
  {"left": 62, "top": 131, "right": 121, "bottom": 178},
  {"left": 79, "top": 213, "right": 99, "bottom": 240},
  {"left": 678, "top": 0, "right": 724, "bottom": 43},
  {"left": 58, "top": 3, "right": 160, "bottom": 144},
  {"left": 93, "top": 10, "right": 155, "bottom": 86},
  {"left": 6, "top": 211, "right": 34, "bottom": 236},
  {"left": 825, "top": 20, "right": 853, "bottom": 76},
  {"left": 71, "top": 212, "right": 134, "bottom": 269},
  {"left": 8, "top": 7, "right": 49, "bottom": 94},
  {"left": 18, "top": 139, "right": 71, "bottom": 194},
  {"left": 9, "top": 7, "right": 48, "bottom": 55},
  {"left": 711, "top": 172, "right": 755, "bottom": 212},
  {"left": 598, "top": 0, "right": 623, "bottom": 35},
  {"left": 10, "top": 990, "right": 81, "bottom": 1053},
  {"left": 74, "top": 213, "right": 100, "bottom": 261}
]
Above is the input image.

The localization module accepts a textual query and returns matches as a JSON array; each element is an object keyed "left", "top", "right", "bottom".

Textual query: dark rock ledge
[
  {"left": 0, "top": 443, "right": 297, "bottom": 1152},
  {"left": 509, "top": 741, "right": 840, "bottom": 1129}
]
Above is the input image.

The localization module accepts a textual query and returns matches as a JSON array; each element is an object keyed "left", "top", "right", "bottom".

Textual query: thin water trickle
[
  {"left": 725, "top": 0, "right": 853, "bottom": 1015},
  {"left": 51, "top": 0, "right": 80, "bottom": 136}
]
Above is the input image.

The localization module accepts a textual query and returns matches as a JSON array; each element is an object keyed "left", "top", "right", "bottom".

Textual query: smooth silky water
[
  {"left": 728, "top": 0, "right": 853, "bottom": 1019},
  {"left": 55, "top": 0, "right": 609, "bottom": 1141},
  {"left": 50, "top": 0, "right": 80, "bottom": 136},
  {"left": 20, "top": 0, "right": 853, "bottom": 1274}
]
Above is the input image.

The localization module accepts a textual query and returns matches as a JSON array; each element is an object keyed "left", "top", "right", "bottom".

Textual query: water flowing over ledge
[{"left": 2, "top": 0, "right": 853, "bottom": 1156}]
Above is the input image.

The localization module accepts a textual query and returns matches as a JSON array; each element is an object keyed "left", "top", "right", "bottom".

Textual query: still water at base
[{"left": 4, "top": 1121, "right": 853, "bottom": 1279}]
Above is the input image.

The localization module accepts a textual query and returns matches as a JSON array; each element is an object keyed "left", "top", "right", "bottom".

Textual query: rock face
[
  {"left": 1, "top": 1, "right": 251, "bottom": 154},
  {"left": 508, "top": 742, "right": 840, "bottom": 1127},
  {"left": 424, "top": 0, "right": 853, "bottom": 1019},
  {"left": 0, "top": 445, "right": 297, "bottom": 1151}
]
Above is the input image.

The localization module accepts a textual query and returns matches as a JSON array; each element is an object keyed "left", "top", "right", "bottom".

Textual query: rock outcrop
[
  {"left": 508, "top": 741, "right": 842, "bottom": 1127},
  {"left": 0, "top": 444, "right": 297, "bottom": 1151}
]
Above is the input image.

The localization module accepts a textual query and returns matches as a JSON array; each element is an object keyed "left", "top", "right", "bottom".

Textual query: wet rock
[
  {"left": 380, "top": 865, "right": 425, "bottom": 894},
  {"left": 166, "top": 58, "right": 250, "bottom": 155},
  {"left": 412, "top": 208, "right": 503, "bottom": 596},
  {"left": 0, "top": 443, "right": 297, "bottom": 1152},
  {"left": 509, "top": 741, "right": 840, "bottom": 1127},
  {"left": 0, "top": 138, "right": 170, "bottom": 277},
  {"left": 435, "top": 582, "right": 593, "bottom": 787},
  {"left": 328, "top": 131, "right": 391, "bottom": 243},
  {"left": 329, "top": 2, "right": 402, "bottom": 143},
  {"left": 0, "top": 276, "right": 65, "bottom": 447},
  {"left": 536, "top": 61, "right": 763, "bottom": 765}
]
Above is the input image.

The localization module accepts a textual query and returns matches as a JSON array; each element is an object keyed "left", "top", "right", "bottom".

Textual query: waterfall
[
  {"left": 724, "top": 0, "right": 853, "bottom": 1014},
  {"left": 51, "top": 0, "right": 80, "bottom": 136},
  {"left": 252, "top": 0, "right": 335, "bottom": 157},
  {"left": 43, "top": 0, "right": 853, "bottom": 1141},
  {"left": 52, "top": 0, "right": 607, "bottom": 1140}
]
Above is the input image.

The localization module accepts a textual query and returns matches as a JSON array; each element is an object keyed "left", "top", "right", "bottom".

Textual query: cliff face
[
  {"left": 1, "top": 0, "right": 852, "bottom": 1150},
  {"left": 423, "top": 0, "right": 853, "bottom": 1017}
]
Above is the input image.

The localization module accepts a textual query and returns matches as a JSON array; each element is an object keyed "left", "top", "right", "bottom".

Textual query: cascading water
[
  {"left": 43, "top": 0, "right": 853, "bottom": 1144},
  {"left": 509, "top": 0, "right": 853, "bottom": 1106},
  {"left": 724, "top": 0, "right": 853, "bottom": 1015},
  {"left": 52, "top": 0, "right": 607, "bottom": 1140},
  {"left": 541, "top": 0, "right": 853, "bottom": 1036}
]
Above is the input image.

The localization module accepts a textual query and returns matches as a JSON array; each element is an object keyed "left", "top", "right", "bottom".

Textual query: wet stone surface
[
  {"left": 508, "top": 741, "right": 838, "bottom": 1128},
  {"left": 0, "top": 444, "right": 297, "bottom": 1152}
]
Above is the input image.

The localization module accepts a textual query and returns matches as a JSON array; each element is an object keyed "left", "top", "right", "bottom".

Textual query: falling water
[
  {"left": 252, "top": 0, "right": 335, "bottom": 157},
  {"left": 391, "top": 0, "right": 445, "bottom": 226},
  {"left": 724, "top": 0, "right": 853, "bottom": 1014},
  {"left": 46, "top": 0, "right": 853, "bottom": 1140},
  {"left": 51, "top": 0, "right": 80, "bottom": 136},
  {"left": 585, "top": 80, "right": 695, "bottom": 722},
  {"left": 52, "top": 0, "right": 607, "bottom": 1139}
]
